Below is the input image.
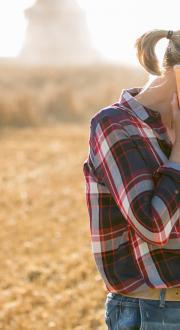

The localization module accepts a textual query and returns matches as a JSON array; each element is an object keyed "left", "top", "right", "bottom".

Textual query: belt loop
[{"left": 159, "top": 288, "right": 166, "bottom": 307}]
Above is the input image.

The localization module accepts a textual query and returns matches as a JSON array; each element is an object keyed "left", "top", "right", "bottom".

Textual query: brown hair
[{"left": 135, "top": 29, "right": 180, "bottom": 76}]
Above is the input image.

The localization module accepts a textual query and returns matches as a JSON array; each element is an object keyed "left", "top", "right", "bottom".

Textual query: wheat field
[
  {"left": 0, "top": 63, "right": 147, "bottom": 329},
  {"left": 0, "top": 62, "right": 147, "bottom": 127},
  {"left": 0, "top": 123, "right": 109, "bottom": 330}
]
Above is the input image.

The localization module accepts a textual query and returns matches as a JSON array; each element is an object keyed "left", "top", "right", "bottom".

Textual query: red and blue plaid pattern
[{"left": 83, "top": 87, "right": 180, "bottom": 294}]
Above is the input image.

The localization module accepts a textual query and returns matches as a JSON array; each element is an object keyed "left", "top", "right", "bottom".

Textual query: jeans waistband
[{"left": 107, "top": 289, "right": 173, "bottom": 307}]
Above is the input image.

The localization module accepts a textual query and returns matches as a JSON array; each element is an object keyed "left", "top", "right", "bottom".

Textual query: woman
[{"left": 83, "top": 29, "right": 180, "bottom": 329}]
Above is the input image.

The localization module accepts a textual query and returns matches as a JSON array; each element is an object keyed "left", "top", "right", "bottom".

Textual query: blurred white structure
[{"left": 19, "top": 0, "right": 100, "bottom": 65}]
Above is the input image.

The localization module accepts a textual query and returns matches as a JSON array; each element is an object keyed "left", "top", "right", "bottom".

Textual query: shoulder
[{"left": 90, "top": 103, "right": 137, "bottom": 138}]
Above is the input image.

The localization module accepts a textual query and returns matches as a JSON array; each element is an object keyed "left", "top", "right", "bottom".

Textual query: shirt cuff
[{"left": 153, "top": 161, "right": 180, "bottom": 186}]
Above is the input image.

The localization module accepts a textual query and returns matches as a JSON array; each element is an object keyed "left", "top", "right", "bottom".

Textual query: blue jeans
[{"left": 104, "top": 289, "right": 180, "bottom": 329}]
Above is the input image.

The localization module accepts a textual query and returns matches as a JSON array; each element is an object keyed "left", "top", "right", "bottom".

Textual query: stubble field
[
  {"left": 0, "top": 63, "right": 146, "bottom": 329},
  {"left": 0, "top": 123, "right": 108, "bottom": 330}
]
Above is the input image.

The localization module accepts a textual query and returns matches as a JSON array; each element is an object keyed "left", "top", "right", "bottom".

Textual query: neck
[{"left": 134, "top": 70, "right": 176, "bottom": 129}]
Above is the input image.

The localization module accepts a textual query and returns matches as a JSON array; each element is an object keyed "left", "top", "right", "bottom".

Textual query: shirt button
[{"left": 175, "top": 190, "right": 179, "bottom": 195}]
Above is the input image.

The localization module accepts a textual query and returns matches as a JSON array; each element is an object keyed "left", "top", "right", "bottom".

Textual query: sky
[
  {"left": 0, "top": 0, "right": 35, "bottom": 57},
  {"left": 0, "top": 0, "right": 179, "bottom": 65}
]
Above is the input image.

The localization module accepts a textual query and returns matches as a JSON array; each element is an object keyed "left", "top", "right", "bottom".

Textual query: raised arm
[{"left": 90, "top": 114, "right": 180, "bottom": 247}]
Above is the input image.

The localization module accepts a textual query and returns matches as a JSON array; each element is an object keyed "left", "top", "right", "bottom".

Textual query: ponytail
[
  {"left": 135, "top": 30, "right": 167, "bottom": 76},
  {"left": 135, "top": 29, "right": 180, "bottom": 76}
]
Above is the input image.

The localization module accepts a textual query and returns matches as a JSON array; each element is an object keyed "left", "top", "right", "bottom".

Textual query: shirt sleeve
[
  {"left": 153, "top": 160, "right": 180, "bottom": 184},
  {"left": 90, "top": 115, "right": 180, "bottom": 247}
]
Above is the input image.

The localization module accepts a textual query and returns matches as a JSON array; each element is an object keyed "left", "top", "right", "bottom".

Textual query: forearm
[{"left": 169, "top": 143, "right": 180, "bottom": 163}]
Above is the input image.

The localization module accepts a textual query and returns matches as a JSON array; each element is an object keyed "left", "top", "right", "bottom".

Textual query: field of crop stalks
[
  {"left": 0, "top": 123, "right": 109, "bottom": 329},
  {"left": 0, "top": 62, "right": 147, "bottom": 127},
  {"left": 0, "top": 62, "right": 147, "bottom": 329}
]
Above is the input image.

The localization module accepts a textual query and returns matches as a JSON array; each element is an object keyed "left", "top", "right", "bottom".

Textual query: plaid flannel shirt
[{"left": 83, "top": 87, "right": 180, "bottom": 294}]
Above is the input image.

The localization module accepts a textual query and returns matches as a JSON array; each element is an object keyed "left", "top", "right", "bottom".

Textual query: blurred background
[{"left": 0, "top": 0, "right": 178, "bottom": 329}]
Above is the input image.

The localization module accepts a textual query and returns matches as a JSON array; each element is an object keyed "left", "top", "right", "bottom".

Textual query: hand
[{"left": 171, "top": 92, "right": 180, "bottom": 145}]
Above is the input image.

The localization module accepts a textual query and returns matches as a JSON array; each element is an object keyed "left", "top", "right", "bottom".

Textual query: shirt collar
[{"left": 118, "top": 87, "right": 161, "bottom": 122}]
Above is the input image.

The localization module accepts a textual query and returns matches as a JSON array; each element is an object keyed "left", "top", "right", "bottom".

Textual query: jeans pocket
[
  {"left": 104, "top": 297, "right": 121, "bottom": 329},
  {"left": 119, "top": 301, "right": 141, "bottom": 330}
]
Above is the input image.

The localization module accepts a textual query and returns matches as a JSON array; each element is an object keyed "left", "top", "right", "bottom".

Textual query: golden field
[
  {"left": 0, "top": 123, "right": 108, "bottom": 329},
  {"left": 0, "top": 63, "right": 147, "bottom": 329},
  {"left": 0, "top": 62, "right": 147, "bottom": 127}
]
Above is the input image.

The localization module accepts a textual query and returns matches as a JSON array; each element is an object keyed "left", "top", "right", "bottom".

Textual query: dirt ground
[{"left": 0, "top": 123, "right": 108, "bottom": 330}]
